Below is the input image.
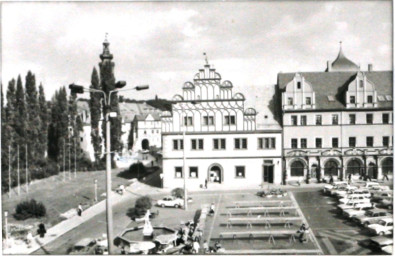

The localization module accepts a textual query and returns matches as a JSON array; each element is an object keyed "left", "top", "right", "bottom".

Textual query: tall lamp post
[{"left": 69, "top": 82, "right": 149, "bottom": 254}]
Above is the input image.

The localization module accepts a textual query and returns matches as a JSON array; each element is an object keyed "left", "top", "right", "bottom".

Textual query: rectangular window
[
  {"left": 203, "top": 116, "right": 214, "bottom": 125},
  {"left": 297, "top": 82, "right": 301, "bottom": 89},
  {"left": 359, "top": 80, "right": 364, "bottom": 88},
  {"left": 191, "top": 139, "right": 203, "bottom": 150},
  {"left": 225, "top": 115, "right": 236, "bottom": 125},
  {"left": 189, "top": 167, "right": 198, "bottom": 178},
  {"left": 184, "top": 116, "right": 193, "bottom": 126},
  {"left": 349, "top": 137, "right": 356, "bottom": 147},
  {"left": 213, "top": 138, "right": 226, "bottom": 150},
  {"left": 235, "top": 166, "right": 245, "bottom": 178},
  {"left": 349, "top": 114, "right": 356, "bottom": 125},
  {"left": 366, "top": 136, "right": 374, "bottom": 147},
  {"left": 258, "top": 138, "right": 276, "bottom": 149},
  {"left": 332, "top": 114, "right": 339, "bottom": 125},
  {"left": 367, "top": 95, "right": 373, "bottom": 103},
  {"left": 350, "top": 96, "right": 356, "bottom": 103},
  {"left": 315, "top": 138, "right": 322, "bottom": 148},
  {"left": 316, "top": 115, "right": 322, "bottom": 125},
  {"left": 291, "top": 139, "right": 298, "bottom": 149},
  {"left": 291, "top": 115, "right": 298, "bottom": 126},
  {"left": 173, "top": 139, "right": 184, "bottom": 150},
  {"left": 383, "top": 113, "right": 389, "bottom": 124},
  {"left": 301, "top": 115, "right": 307, "bottom": 125},
  {"left": 288, "top": 97, "right": 293, "bottom": 105},
  {"left": 306, "top": 97, "right": 311, "bottom": 105},
  {"left": 235, "top": 138, "right": 247, "bottom": 149},
  {"left": 332, "top": 138, "right": 339, "bottom": 148},
  {"left": 366, "top": 114, "right": 373, "bottom": 124},
  {"left": 203, "top": 116, "right": 208, "bottom": 125},
  {"left": 383, "top": 136, "right": 390, "bottom": 147},
  {"left": 175, "top": 167, "right": 183, "bottom": 178},
  {"left": 301, "top": 138, "right": 307, "bottom": 149}
]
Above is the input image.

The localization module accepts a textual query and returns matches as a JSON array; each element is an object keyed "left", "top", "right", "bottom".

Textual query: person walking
[
  {"left": 209, "top": 203, "right": 215, "bottom": 216},
  {"left": 77, "top": 203, "right": 83, "bottom": 217},
  {"left": 348, "top": 173, "right": 352, "bottom": 184},
  {"left": 192, "top": 238, "right": 200, "bottom": 254},
  {"left": 383, "top": 173, "right": 389, "bottom": 181},
  {"left": 204, "top": 179, "right": 208, "bottom": 189},
  {"left": 37, "top": 223, "right": 46, "bottom": 238}
]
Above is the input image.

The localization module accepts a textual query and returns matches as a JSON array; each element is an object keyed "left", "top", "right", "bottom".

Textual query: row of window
[
  {"left": 174, "top": 166, "right": 246, "bottom": 178},
  {"left": 143, "top": 130, "right": 160, "bottom": 135},
  {"left": 173, "top": 137, "right": 276, "bottom": 150},
  {"left": 290, "top": 113, "right": 390, "bottom": 126},
  {"left": 290, "top": 136, "right": 391, "bottom": 149},
  {"left": 183, "top": 115, "right": 236, "bottom": 126},
  {"left": 287, "top": 96, "right": 312, "bottom": 106}
]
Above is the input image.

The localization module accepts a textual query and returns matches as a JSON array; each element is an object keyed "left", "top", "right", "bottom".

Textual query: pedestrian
[
  {"left": 37, "top": 223, "right": 46, "bottom": 238},
  {"left": 383, "top": 173, "right": 389, "bottom": 181},
  {"left": 348, "top": 173, "right": 352, "bottom": 184},
  {"left": 203, "top": 240, "right": 209, "bottom": 254},
  {"left": 209, "top": 203, "right": 215, "bottom": 216},
  {"left": 367, "top": 175, "right": 372, "bottom": 181},
  {"left": 329, "top": 175, "right": 334, "bottom": 184},
  {"left": 77, "top": 203, "right": 83, "bottom": 216},
  {"left": 204, "top": 179, "right": 208, "bottom": 189},
  {"left": 297, "top": 223, "right": 306, "bottom": 243},
  {"left": 192, "top": 238, "right": 200, "bottom": 254}
]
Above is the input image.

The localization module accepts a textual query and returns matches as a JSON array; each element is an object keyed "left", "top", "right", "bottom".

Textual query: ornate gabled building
[
  {"left": 278, "top": 44, "right": 393, "bottom": 183},
  {"left": 161, "top": 61, "right": 283, "bottom": 189}
]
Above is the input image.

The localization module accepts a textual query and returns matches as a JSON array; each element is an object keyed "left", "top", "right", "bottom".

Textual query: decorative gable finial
[{"left": 203, "top": 52, "right": 209, "bottom": 65}]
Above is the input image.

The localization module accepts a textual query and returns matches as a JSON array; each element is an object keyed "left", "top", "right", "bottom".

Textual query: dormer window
[
  {"left": 297, "top": 82, "right": 301, "bottom": 89},
  {"left": 288, "top": 97, "right": 293, "bottom": 105},
  {"left": 350, "top": 96, "right": 356, "bottom": 104},
  {"left": 359, "top": 80, "right": 364, "bottom": 88},
  {"left": 305, "top": 97, "right": 311, "bottom": 105},
  {"left": 367, "top": 95, "right": 373, "bottom": 103}
]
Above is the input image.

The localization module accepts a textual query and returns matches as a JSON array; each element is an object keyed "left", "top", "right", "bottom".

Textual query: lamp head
[
  {"left": 135, "top": 85, "right": 149, "bottom": 91},
  {"left": 69, "top": 84, "right": 84, "bottom": 94},
  {"left": 115, "top": 81, "right": 127, "bottom": 89}
]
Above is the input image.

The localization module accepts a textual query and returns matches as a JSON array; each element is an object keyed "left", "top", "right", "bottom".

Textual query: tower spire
[
  {"left": 100, "top": 33, "right": 113, "bottom": 61},
  {"left": 203, "top": 52, "right": 209, "bottom": 66}
]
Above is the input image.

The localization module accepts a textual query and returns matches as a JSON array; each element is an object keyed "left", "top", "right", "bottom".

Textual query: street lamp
[
  {"left": 69, "top": 82, "right": 148, "bottom": 254},
  {"left": 4, "top": 211, "right": 8, "bottom": 247}
]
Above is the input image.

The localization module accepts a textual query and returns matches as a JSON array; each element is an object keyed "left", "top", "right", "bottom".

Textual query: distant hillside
[{"left": 121, "top": 96, "right": 173, "bottom": 112}]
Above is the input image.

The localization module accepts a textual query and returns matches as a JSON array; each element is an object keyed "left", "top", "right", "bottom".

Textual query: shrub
[
  {"left": 171, "top": 188, "right": 184, "bottom": 198},
  {"left": 14, "top": 199, "right": 46, "bottom": 220},
  {"left": 129, "top": 162, "right": 146, "bottom": 174},
  {"left": 134, "top": 196, "right": 152, "bottom": 216}
]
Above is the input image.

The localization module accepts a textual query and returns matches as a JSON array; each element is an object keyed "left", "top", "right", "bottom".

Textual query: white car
[
  {"left": 338, "top": 189, "right": 371, "bottom": 199},
  {"left": 382, "top": 245, "right": 393, "bottom": 255},
  {"left": 157, "top": 196, "right": 184, "bottom": 208},
  {"left": 343, "top": 205, "right": 374, "bottom": 219},
  {"left": 338, "top": 201, "right": 373, "bottom": 212},
  {"left": 367, "top": 218, "right": 393, "bottom": 236},
  {"left": 323, "top": 181, "right": 348, "bottom": 193},
  {"left": 339, "top": 195, "right": 371, "bottom": 205},
  {"left": 371, "top": 191, "right": 393, "bottom": 202},
  {"left": 334, "top": 186, "right": 358, "bottom": 197}
]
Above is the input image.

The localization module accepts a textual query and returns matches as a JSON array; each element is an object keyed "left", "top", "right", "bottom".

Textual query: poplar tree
[
  {"left": 38, "top": 84, "right": 48, "bottom": 160},
  {"left": 1, "top": 84, "right": 10, "bottom": 192},
  {"left": 89, "top": 67, "right": 102, "bottom": 163},
  {"left": 5, "top": 79, "right": 17, "bottom": 187},
  {"left": 15, "top": 75, "right": 27, "bottom": 166}
]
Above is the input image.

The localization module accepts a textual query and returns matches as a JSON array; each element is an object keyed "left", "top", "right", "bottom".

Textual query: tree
[
  {"left": 134, "top": 196, "right": 152, "bottom": 216},
  {"left": 15, "top": 75, "right": 27, "bottom": 163},
  {"left": 89, "top": 67, "right": 102, "bottom": 164},
  {"left": 5, "top": 79, "right": 17, "bottom": 189},
  {"left": 25, "top": 71, "right": 41, "bottom": 165},
  {"left": 99, "top": 40, "right": 122, "bottom": 163},
  {"left": 38, "top": 84, "right": 48, "bottom": 160},
  {"left": 1, "top": 83, "right": 11, "bottom": 192},
  {"left": 127, "top": 121, "right": 135, "bottom": 150}
]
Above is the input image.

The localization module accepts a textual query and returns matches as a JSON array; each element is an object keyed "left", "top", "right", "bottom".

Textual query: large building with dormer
[
  {"left": 278, "top": 44, "right": 393, "bottom": 183},
  {"left": 161, "top": 61, "right": 283, "bottom": 189}
]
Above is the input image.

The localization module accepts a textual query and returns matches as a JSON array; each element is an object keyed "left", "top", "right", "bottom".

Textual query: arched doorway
[
  {"left": 367, "top": 163, "right": 378, "bottom": 179},
  {"left": 208, "top": 164, "right": 223, "bottom": 183},
  {"left": 142, "top": 139, "right": 149, "bottom": 150},
  {"left": 347, "top": 159, "right": 364, "bottom": 176},
  {"left": 381, "top": 157, "right": 393, "bottom": 177},
  {"left": 311, "top": 164, "right": 318, "bottom": 179},
  {"left": 290, "top": 160, "right": 305, "bottom": 177},
  {"left": 324, "top": 160, "right": 339, "bottom": 177}
]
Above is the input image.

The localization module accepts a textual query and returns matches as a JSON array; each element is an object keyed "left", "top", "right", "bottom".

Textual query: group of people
[
  {"left": 176, "top": 220, "right": 203, "bottom": 254},
  {"left": 297, "top": 223, "right": 309, "bottom": 243}
]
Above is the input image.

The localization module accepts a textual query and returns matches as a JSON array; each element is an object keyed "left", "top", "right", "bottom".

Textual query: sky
[{"left": 2, "top": 1, "right": 393, "bottom": 104}]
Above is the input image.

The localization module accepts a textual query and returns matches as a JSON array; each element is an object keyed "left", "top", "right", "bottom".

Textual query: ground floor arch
[
  {"left": 142, "top": 139, "right": 149, "bottom": 150},
  {"left": 290, "top": 159, "right": 306, "bottom": 177},
  {"left": 367, "top": 162, "right": 378, "bottom": 179},
  {"left": 324, "top": 159, "right": 341, "bottom": 177},
  {"left": 208, "top": 163, "right": 223, "bottom": 183},
  {"left": 381, "top": 157, "right": 393, "bottom": 176},
  {"left": 346, "top": 158, "right": 364, "bottom": 176}
]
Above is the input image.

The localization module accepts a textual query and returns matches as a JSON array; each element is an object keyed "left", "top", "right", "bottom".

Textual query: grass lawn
[{"left": 2, "top": 168, "right": 134, "bottom": 229}]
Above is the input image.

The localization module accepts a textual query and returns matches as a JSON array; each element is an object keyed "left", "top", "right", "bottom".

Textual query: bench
[
  {"left": 226, "top": 217, "right": 302, "bottom": 229},
  {"left": 225, "top": 206, "right": 297, "bottom": 217},
  {"left": 218, "top": 230, "right": 310, "bottom": 244}
]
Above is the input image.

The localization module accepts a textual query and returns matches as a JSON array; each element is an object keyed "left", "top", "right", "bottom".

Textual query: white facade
[
  {"left": 279, "top": 46, "right": 393, "bottom": 183},
  {"left": 162, "top": 63, "right": 283, "bottom": 189},
  {"left": 132, "top": 113, "right": 162, "bottom": 151}
]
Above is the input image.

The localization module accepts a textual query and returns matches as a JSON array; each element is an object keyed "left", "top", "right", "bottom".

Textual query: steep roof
[
  {"left": 278, "top": 71, "right": 393, "bottom": 110},
  {"left": 134, "top": 112, "right": 161, "bottom": 121},
  {"left": 330, "top": 45, "right": 359, "bottom": 72}
]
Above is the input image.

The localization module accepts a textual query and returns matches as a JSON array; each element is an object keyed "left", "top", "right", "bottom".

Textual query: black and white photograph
[{"left": 1, "top": 1, "right": 393, "bottom": 255}]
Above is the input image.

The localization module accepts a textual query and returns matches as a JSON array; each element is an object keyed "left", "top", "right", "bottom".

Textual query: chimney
[
  {"left": 368, "top": 64, "right": 373, "bottom": 72},
  {"left": 327, "top": 61, "right": 331, "bottom": 72}
]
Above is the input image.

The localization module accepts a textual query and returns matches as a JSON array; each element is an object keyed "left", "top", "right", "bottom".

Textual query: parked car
[
  {"left": 338, "top": 201, "right": 373, "bottom": 213},
  {"left": 333, "top": 186, "right": 358, "bottom": 197},
  {"left": 363, "top": 182, "right": 381, "bottom": 189},
  {"left": 157, "top": 196, "right": 184, "bottom": 208},
  {"left": 377, "top": 198, "right": 393, "bottom": 210},
  {"left": 69, "top": 238, "right": 97, "bottom": 255},
  {"left": 371, "top": 191, "right": 393, "bottom": 203},
  {"left": 344, "top": 205, "right": 375, "bottom": 219},
  {"left": 329, "top": 185, "right": 354, "bottom": 196},
  {"left": 257, "top": 189, "right": 287, "bottom": 198},
  {"left": 382, "top": 245, "right": 393, "bottom": 255},
  {"left": 369, "top": 185, "right": 391, "bottom": 194},
  {"left": 338, "top": 189, "right": 371, "bottom": 199},
  {"left": 367, "top": 218, "right": 393, "bottom": 236},
  {"left": 368, "top": 235, "right": 393, "bottom": 252},
  {"left": 355, "top": 209, "right": 393, "bottom": 227},
  {"left": 339, "top": 195, "right": 371, "bottom": 205},
  {"left": 323, "top": 181, "right": 348, "bottom": 194}
]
